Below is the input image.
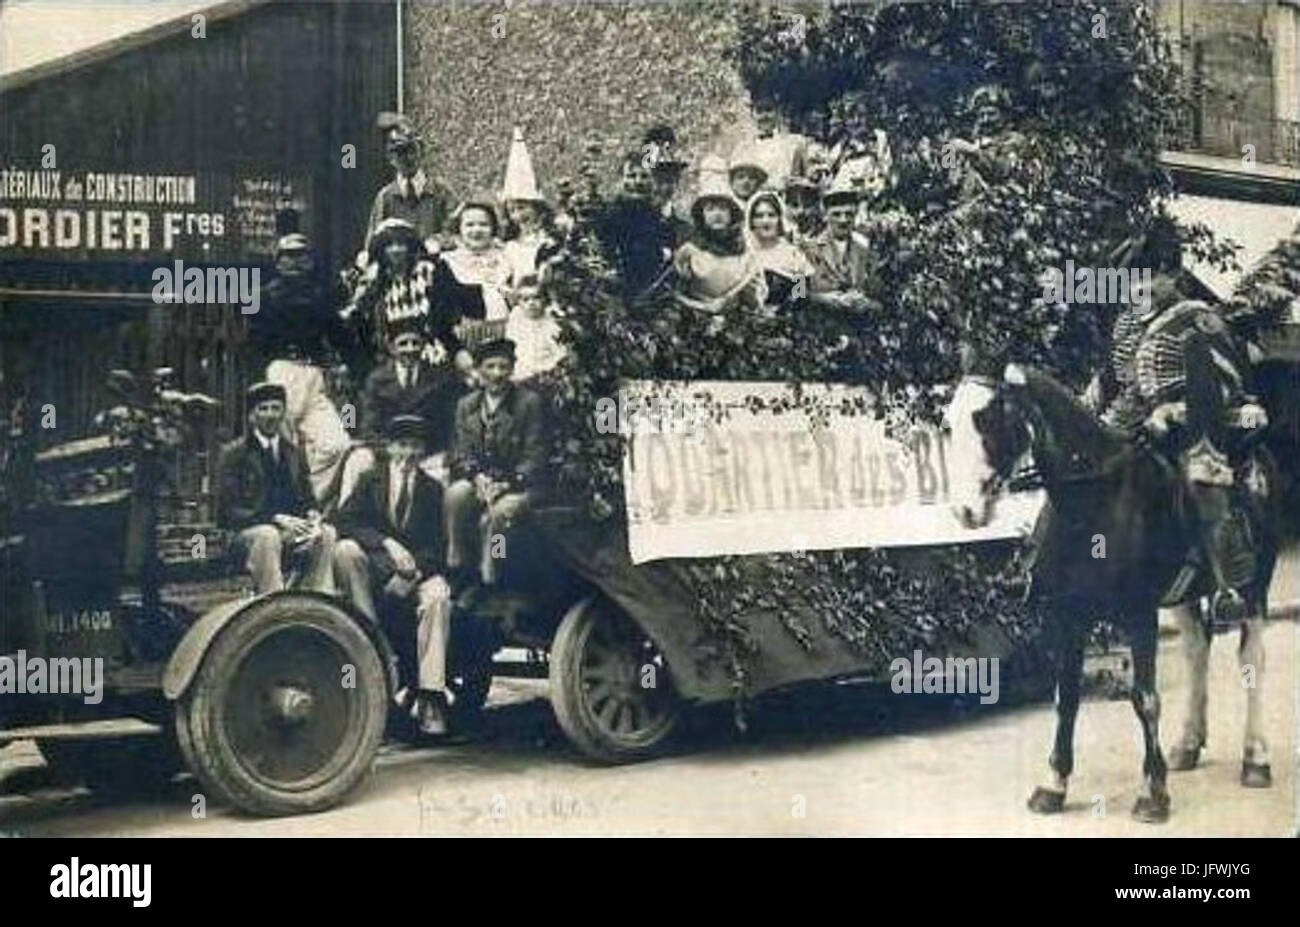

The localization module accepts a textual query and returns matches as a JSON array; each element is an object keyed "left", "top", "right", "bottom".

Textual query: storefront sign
[{"left": 0, "top": 166, "right": 308, "bottom": 262}]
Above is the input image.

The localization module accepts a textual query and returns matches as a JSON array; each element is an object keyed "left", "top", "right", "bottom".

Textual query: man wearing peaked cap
[
  {"left": 215, "top": 382, "right": 336, "bottom": 595},
  {"left": 803, "top": 170, "right": 882, "bottom": 324},
  {"left": 366, "top": 111, "right": 456, "bottom": 253},
  {"left": 246, "top": 381, "right": 287, "bottom": 407},
  {"left": 472, "top": 336, "right": 516, "bottom": 364},
  {"left": 334, "top": 413, "right": 456, "bottom": 736}
]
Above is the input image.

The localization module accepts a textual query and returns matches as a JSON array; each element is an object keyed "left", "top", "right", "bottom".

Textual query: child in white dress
[{"left": 504, "top": 275, "right": 565, "bottom": 382}]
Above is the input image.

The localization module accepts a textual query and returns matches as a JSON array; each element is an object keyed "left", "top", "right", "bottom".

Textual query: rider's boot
[{"left": 1186, "top": 439, "right": 1252, "bottom": 629}]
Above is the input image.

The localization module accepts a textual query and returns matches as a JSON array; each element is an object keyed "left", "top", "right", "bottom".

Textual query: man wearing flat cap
[
  {"left": 333, "top": 414, "right": 454, "bottom": 735},
  {"left": 446, "top": 338, "right": 549, "bottom": 592},
  {"left": 216, "top": 382, "right": 336, "bottom": 594},
  {"left": 366, "top": 112, "right": 456, "bottom": 254}
]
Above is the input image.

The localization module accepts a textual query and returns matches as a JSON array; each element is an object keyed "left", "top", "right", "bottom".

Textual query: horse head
[
  {"left": 945, "top": 353, "right": 1127, "bottom": 529},
  {"left": 944, "top": 362, "right": 1033, "bottom": 529}
]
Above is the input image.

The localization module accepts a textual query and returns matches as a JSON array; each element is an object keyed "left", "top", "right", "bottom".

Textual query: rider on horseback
[{"left": 1086, "top": 238, "right": 1269, "bottom": 627}]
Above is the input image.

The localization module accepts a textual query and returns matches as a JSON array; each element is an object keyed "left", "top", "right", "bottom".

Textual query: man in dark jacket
[
  {"left": 360, "top": 320, "right": 462, "bottom": 453},
  {"left": 333, "top": 414, "right": 454, "bottom": 735},
  {"left": 215, "top": 382, "right": 335, "bottom": 594},
  {"left": 594, "top": 151, "right": 678, "bottom": 301},
  {"left": 445, "top": 338, "right": 548, "bottom": 588},
  {"left": 334, "top": 315, "right": 464, "bottom": 511}
]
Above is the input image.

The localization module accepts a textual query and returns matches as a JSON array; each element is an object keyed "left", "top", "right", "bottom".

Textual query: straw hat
[
  {"left": 368, "top": 217, "right": 422, "bottom": 260},
  {"left": 500, "top": 126, "right": 544, "bottom": 203},
  {"left": 727, "top": 142, "right": 770, "bottom": 185},
  {"left": 822, "top": 168, "right": 865, "bottom": 207},
  {"left": 691, "top": 155, "right": 745, "bottom": 228}
]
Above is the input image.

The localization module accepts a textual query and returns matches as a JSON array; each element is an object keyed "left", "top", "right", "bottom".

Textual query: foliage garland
[{"left": 537, "top": 0, "right": 1240, "bottom": 696}]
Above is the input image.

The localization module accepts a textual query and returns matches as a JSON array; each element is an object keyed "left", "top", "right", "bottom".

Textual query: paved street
[{"left": 1, "top": 614, "right": 1293, "bottom": 837}]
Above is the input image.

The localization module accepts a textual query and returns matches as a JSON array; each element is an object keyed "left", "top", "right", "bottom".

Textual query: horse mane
[{"left": 1018, "top": 366, "right": 1128, "bottom": 465}]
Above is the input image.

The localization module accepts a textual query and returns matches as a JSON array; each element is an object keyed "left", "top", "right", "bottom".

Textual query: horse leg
[
  {"left": 1130, "top": 615, "right": 1170, "bottom": 822},
  {"left": 1028, "top": 620, "right": 1083, "bottom": 814},
  {"left": 1239, "top": 609, "right": 1272, "bottom": 787},
  {"left": 1168, "top": 601, "right": 1209, "bottom": 771}
]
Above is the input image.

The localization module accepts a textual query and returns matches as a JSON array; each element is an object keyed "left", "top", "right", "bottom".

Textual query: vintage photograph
[{"left": 0, "top": 0, "right": 1297, "bottom": 847}]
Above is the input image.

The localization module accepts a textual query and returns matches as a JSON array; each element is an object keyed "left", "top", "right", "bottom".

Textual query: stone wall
[
  {"left": 404, "top": 0, "right": 758, "bottom": 207},
  {"left": 1156, "top": 0, "right": 1299, "bottom": 163}
]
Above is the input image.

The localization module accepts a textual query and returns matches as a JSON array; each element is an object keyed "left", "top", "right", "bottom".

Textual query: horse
[{"left": 942, "top": 360, "right": 1277, "bottom": 823}]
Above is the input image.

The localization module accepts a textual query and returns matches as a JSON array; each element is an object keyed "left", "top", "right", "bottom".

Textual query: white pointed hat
[{"left": 501, "top": 126, "right": 544, "bottom": 203}]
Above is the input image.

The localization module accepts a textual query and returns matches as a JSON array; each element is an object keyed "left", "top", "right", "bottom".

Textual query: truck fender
[{"left": 163, "top": 591, "right": 400, "bottom": 701}]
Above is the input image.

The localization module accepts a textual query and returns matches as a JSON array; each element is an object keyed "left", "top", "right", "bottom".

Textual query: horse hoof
[
  {"left": 1241, "top": 762, "right": 1272, "bottom": 788},
  {"left": 1168, "top": 746, "right": 1201, "bottom": 772},
  {"left": 1027, "top": 787, "right": 1066, "bottom": 814},
  {"left": 1131, "top": 793, "right": 1170, "bottom": 824}
]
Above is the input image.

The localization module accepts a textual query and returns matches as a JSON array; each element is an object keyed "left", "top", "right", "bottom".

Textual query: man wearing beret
[
  {"left": 333, "top": 414, "right": 454, "bottom": 735},
  {"left": 216, "top": 382, "right": 336, "bottom": 594},
  {"left": 446, "top": 338, "right": 548, "bottom": 591}
]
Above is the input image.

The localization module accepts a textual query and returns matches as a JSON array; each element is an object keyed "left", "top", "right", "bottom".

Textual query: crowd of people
[
  {"left": 213, "top": 104, "right": 899, "bottom": 737},
  {"left": 210, "top": 98, "right": 1270, "bottom": 741}
]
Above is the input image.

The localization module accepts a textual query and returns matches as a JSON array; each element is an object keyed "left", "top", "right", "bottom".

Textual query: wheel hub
[{"left": 269, "top": 685, "right": 315, "bottom": 726}]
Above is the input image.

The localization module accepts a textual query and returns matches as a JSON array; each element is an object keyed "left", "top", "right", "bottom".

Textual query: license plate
[{"left": 44, "top": 608, "right": 115, "bottom": 635}]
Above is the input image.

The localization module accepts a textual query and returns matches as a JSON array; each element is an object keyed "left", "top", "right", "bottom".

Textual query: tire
[
  {"left": 548, "top": 595, "right": 680, "bottom": 763},
  {"left": 175, "top": 594, "right": 388, "bottom": 817},
  {"left": 38, "top": 734, "right": 183, "bottom": 797}
]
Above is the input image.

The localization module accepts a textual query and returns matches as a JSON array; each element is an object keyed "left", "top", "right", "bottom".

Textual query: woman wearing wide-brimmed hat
[
  {"left": 672, "top": 155, "right": 765, "bottom": 323},
  {"left": 341, "top": 215, "right": 495, "bottom": 395}
]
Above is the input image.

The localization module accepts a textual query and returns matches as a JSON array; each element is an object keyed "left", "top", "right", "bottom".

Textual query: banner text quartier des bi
[
  {"left": 621, "top": 381, "right": 1045, "bottom": 564},
  {"left": 0, "top": 166, "right": 308, "bottom": 263}
]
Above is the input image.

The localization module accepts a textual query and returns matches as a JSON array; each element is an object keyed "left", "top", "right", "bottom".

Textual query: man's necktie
[{"left": 393, "top": 465, "right": 413, "bottom": 531}]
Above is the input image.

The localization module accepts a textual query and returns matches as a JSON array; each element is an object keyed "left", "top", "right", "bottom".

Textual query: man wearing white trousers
[{"left": 332, "top": 414, "right": 455, "bottom": 736}]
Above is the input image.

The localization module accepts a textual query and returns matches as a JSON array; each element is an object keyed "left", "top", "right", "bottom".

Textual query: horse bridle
[
  {"left": 962, "top": 371, "right": 1157, "bottom": 495},
  {"left": 960, "top": 373, "right": 1043, "bottom": 496}
]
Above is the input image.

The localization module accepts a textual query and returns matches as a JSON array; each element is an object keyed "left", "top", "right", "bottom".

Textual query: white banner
[{"left": 621, "top": 380, "right": 1045, "bottom": 564}]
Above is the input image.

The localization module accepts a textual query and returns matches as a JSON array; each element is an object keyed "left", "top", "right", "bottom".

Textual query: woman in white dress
[{"left": 745, "top": 190, "right": 815, "bottom": 312}]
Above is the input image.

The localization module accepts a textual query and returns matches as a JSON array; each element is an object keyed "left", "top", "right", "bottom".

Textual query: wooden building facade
[{"left": 0, "top": 0, "right": 398, "bottom": 526}]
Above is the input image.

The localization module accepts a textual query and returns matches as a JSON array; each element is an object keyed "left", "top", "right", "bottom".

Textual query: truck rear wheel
[
  {"left": 548, "top": 595, "right": 680, "bottom": 763},
  {"left": 175, "top": 594, "right": 388, "bottom": 817}
]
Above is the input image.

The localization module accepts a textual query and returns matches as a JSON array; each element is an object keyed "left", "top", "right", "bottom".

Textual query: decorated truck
[{"left": 0, "top": 357, "right": 1049, "bottom": 817}]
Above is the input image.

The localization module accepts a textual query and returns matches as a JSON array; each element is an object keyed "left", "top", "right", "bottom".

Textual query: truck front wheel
[{"left": 175, "top": 594, "right": 388, "bottom": 817}]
